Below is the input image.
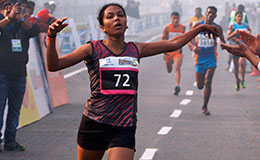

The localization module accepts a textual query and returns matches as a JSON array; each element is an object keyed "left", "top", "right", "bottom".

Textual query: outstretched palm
[
  {"left": 239, "top": 31, "right": 260, "bottom": 55},
  {"left": 220, "top": 38, "right": 248, "bottom": 57}
]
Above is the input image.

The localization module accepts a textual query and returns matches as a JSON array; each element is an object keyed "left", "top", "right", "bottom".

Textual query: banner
[{"left": 39, "top": 33, "right": 69, "bottom": 108}]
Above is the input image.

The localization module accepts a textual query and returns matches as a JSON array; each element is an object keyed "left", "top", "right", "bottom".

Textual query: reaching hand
[
  {"left": 48, "top": 17, "right": 68, "bottom": 37},
  {"left": 239, "top": 31, "right": 260, "bottom": 55},
  {"left": 9, "top": 3, "right": 21, "bottom": 19},
  {"left": 220, "top": 38, "right": 250, "bottom": 57},
  {"left": 201, "top": 24, "right": 219, "bottom": 39}
]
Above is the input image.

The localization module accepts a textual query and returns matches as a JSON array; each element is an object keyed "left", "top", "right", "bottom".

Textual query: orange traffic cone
[{"left": 250, "top": 67, "right": 260, "bottom": 76}]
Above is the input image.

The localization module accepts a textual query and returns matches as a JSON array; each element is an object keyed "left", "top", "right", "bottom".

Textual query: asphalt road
[{"left": 1, "top": 27, "right": 260, "bottom": 160}]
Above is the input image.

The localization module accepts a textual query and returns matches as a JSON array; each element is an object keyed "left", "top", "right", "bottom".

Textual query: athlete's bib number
[
  {"left": 99, "top": 56, "right": 139, "bottom": 95},
  {"left": 197, "top": 34, "right": 215, "bottom": 48},
  {"left": 114, "top": 74, "right": 130, "bottom": 87}
]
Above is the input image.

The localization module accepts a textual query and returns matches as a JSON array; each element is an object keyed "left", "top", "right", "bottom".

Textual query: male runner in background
[
  {"left": 189, "top": 7, "right": 205, "bottom": 29},
  {"left": 161, "top": 12, "right": 186, "bottom": 95},
  {"left": 189, "top": 6, "right": 225, "bottom": 115}
]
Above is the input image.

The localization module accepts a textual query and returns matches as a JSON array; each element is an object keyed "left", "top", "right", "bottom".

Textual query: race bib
[
  {"left": 197, "top": 34, "right": 215, "bottom": 48},
  {"left": 99, "top": 56, "right": 139, "bottom": 95},
  {"left": 169, "top": 32, "right": 182, "bottom": 39},
  {"left": 11, "top": 39, "right": 22, "bottom": 52}
]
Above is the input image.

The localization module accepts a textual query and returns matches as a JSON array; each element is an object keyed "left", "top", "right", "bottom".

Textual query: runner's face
[
  {"left": 235, "top": 13, "right": 243, "bottom": 24},
  {"left": 171, "top": 15, "right": 179, "bottom": 25},
  {"left": 205, "top": 8, "right": 216, "bottom": 22},
  {"left": 101, "top": 5, "right": 127, "bottom": 36}
]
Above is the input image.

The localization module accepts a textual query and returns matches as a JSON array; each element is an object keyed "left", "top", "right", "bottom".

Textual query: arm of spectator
[
  {"left": 221, "top": 38, "right": 260, "bottom": 70},
  {"left": 0, "top": 3, "right": 17, "bottom": 28},
  {"left": 239, "top": 31, "right": 260, "bottom": 55}
]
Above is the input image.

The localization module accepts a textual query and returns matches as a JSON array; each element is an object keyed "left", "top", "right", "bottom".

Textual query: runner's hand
[
  {"left": 192, "top": 46, "right": 201, "bottom": 53},
  {"left": 48, "top": 17, "right": 68, "bottom": 36},
  {"left": 239, "top": 31, "right": 260, "bottom": 55}
]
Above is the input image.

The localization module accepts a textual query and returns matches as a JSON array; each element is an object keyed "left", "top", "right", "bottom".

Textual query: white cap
[{"left": 48, "top": 1, "right": 56, "bottom": 6}]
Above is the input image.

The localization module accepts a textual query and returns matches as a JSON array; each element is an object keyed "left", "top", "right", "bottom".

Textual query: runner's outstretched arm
[
  {"left": 47, "top": 17, "right": 92, "bottom": 71},
  {"left": 137, "top": 24, "right": 219, "bottom": 58}
]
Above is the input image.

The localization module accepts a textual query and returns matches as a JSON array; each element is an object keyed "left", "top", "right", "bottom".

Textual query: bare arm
[
  {"left": 0, "top": 16, "right": 11, "bottom": 28},
  {"left": 188, "top": 23, "right": 201, "bottom": 52},
  {"left": 247, "top": 24, "right": 251, "bottom": 33},
  {"left": 239, "top": 31, "right": 260, "bottom": 55},
  {"left": 47, "top": 18, "right": 92, "bottom": 71},
  {"left": 226, "top": 23, "right": 237, "bottom": 40},
  {"left": 161, "top": 25, "right": 169, "bottom": 40},
  {"left": 0, "top": 3, "right": 18, "bottom": 28},
  {"left": 221, "top": 38, "right": 260, "bottom": 69},
  {"left": 216, "top": 24, "right": 226, "bottom": 43},
  {"left": 136, "top": 24, "right": 219, "bottom": 58}
]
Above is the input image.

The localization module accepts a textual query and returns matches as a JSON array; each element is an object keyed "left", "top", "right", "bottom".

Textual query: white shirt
[{"left": 258, "top": 61, "right": 260, "bottom": 71}]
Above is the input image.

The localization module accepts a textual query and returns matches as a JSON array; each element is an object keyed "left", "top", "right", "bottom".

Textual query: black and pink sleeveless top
[{"left": 84, "top": 40, "right": 140, "bottom": 127}]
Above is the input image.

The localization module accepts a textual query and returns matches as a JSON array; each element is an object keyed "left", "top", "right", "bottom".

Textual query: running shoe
[
  {"left": 4, "top": 141, "right": 25, "bottom": 151},
  {"left": 235, "top": 79, "right": 241, "bottom": 91},
  {"left": 235, "top": 84, "right": 240, "bottom": 91},
  {"left": 241, "top": 81, "right": 246, "bottom": 88},
  {"left": 174, "top": 86, "right": 181, "bottom": 95},
  {"left": 202, "top": 109, "right": 211, "bottom": 116}
]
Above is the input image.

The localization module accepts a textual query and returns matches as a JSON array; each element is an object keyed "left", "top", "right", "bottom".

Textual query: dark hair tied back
[{"left": 97, "top": 3, "right": 126, "bottom": 26}]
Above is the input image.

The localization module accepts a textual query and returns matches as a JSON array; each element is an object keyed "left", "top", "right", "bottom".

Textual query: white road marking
[
  {"left": 64, "top": 68, "right": 88, "bottom": 79},
  {"left": 63, "top": 34, "right": 161, "bottom": 79},
  {"left": 157, "top": 126, "right": 172, "bottom": 135},
  {"left": 170, "top": 110, "right": 182, "bottom": 118},
  {"left": 140, "top": 148, "right": 158, "bottom": 160},
  {"left": 186, "top": 90, "right": 194, "bottom": 96},
  {"left": 180, "top": 99, "right": 191, "bottom": 105}
]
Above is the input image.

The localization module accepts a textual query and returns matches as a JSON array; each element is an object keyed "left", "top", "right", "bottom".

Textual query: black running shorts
[{"left": 77, "top": 115, "right": 136, "bottom": 150}]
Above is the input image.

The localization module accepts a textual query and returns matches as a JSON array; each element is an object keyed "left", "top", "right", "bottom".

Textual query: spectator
[
  {"left": 0, "top": 0, "right": 9, "bottom": 19},
  {"left": 0, "top": 1, "right": 39, "bottom": 151},
  {"left": 24, "top": 1, "right": 38, "bottom": 24},
  {"left": 36, "top": 1, "right": 56, "bottom": 32},
  {"left": 48, "top": 0, "right": 56, "bottom": 15}
]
